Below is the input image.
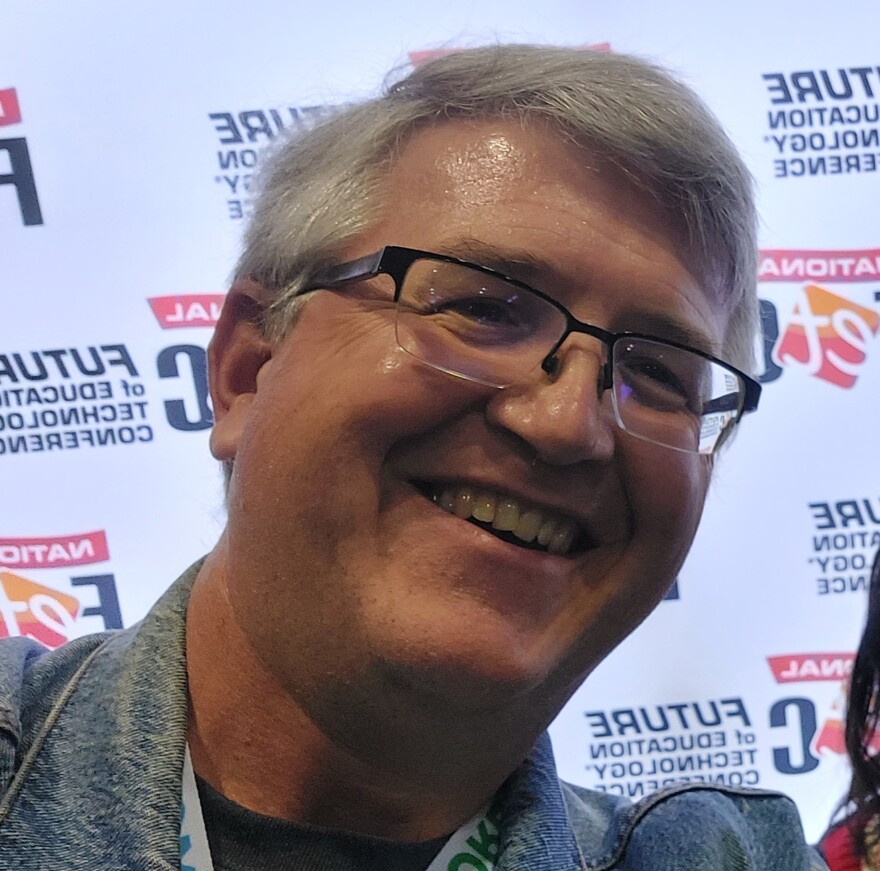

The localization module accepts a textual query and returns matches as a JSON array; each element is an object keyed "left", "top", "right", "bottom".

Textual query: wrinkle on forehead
[{"left": 435, "top": 131, "right": 528, "bottom": 206}]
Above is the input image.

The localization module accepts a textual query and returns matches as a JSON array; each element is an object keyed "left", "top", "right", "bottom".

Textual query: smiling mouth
[{"left": 415, "top": 482, "right": 588, "bottom": 557}]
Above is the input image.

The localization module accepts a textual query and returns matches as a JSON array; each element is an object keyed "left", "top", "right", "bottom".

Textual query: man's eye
[
  {"left": 619, "top": 358, "right": 694, "bottom": 408},
  {"left": 438, "top": 296, "right": 520, "bottom": 326},
  {"left": 635, "top": 360, "right": 684, "bottom": 388}
]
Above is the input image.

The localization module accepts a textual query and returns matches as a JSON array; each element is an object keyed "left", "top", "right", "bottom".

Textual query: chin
[{"left": 375, "top": 621, "right": 575, "bottom": 716}]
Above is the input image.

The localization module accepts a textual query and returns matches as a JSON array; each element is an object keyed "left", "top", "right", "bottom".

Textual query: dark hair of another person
[{"left": 843, "top": 547, "right": 880, "bottom": 854}]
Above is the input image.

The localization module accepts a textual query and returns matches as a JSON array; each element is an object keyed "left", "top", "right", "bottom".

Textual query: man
[{"left": 0, "top": 45, "right": 824, "bottom": 869}]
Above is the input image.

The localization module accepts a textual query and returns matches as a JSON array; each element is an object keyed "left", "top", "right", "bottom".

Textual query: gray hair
[{"left": 236, "top": 44, "right": 758, "bottom": 373}]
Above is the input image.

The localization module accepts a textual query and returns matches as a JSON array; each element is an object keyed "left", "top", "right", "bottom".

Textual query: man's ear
[{"left": 208, "top": 279, "right": 274, "bottom": 461}]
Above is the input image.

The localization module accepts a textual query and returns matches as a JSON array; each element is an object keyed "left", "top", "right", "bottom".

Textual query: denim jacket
[{"left": 0, "top": 563, "right": 827, "bottom": 870}]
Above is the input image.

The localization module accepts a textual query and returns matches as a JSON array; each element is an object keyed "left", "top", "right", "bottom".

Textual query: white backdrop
[{"left": 3, "top": 0, "right": 880, "bottom": 841}]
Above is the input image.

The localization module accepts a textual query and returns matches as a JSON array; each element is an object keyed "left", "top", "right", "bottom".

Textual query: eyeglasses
[{"left": 300, "top": 246, "right": 761, "bottom": 454}]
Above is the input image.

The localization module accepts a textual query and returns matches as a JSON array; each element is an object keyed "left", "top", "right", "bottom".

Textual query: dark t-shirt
[{"left": 197, "top": 776, "right": 449, "bottom": 871}]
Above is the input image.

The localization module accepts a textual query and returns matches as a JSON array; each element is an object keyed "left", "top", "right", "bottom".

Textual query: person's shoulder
[
  {"left": 0, "top": 630, "right": 114, "bottom": 704},
  {"left": 0, "top": 632, "right": 115, "bottom": 784},
  {"left": 561, "top": 780, "right": 829, "bottom": 870}
]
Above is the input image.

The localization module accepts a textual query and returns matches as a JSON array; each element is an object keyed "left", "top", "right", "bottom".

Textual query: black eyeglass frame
[{"left": 300, "top": 245, "right": 762, "bottom": 418}]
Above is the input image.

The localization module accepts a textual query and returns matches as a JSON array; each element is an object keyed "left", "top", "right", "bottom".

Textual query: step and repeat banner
[{"left": 3, "top": 0, "right": 878, "bottom": 841}]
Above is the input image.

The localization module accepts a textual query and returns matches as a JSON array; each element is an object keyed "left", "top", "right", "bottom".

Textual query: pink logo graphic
[
  {"left": 773, "top": 284, "right": 880, "bottom": 388},
  {"left": 0, "top": 88, "right": 22, "bottom": 127},
  {"left": 148, "top": 295, "right": 225, "bottom": 328}
]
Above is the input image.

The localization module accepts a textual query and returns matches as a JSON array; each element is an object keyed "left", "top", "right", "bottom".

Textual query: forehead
[{"left": 358, "top": 119, "right": 727, "bottom": 352}]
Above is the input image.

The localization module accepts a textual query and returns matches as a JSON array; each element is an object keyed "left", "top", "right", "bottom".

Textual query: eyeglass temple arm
[
  {"left": 742, "top": 377, "right": 762, "bottom": 413},
  {"left": 726, "top": 377, "right": 761, "bottom": 415},
  {"left": 702, "top": 394, "right": 742, "bottom": 415},
  {"left": 305, "top": 250, "right": 385, "bottom": 292},
  {"left": 701, "top": 376, "right": 762, "bottom": 416}
]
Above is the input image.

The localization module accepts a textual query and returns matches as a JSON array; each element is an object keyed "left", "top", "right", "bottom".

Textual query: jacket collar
[
  {"left": 2, "top": 559, "right": 589, "bottom": 870},
  {"left": 495, "top": 732, "right": 585, "bottom": 870}
]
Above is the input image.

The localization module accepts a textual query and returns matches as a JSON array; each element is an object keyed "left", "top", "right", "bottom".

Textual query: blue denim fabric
[{"left": 0, "top": 562, "right": 827, "bottom": 870}]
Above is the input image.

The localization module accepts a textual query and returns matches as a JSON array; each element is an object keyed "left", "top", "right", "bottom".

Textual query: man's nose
[{"left": 484, "top": 344, "right": 616, "bottom": 466}]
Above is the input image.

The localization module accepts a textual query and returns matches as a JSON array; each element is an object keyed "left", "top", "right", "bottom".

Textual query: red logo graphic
[
  {"left": 768, "top": 652, "right": 854, "bottom": 683},
  {"left": 0, "top": 571, "right": 81, "bottom": 648},
  {"left": 407, "top": 48, "right": 458, "bottom": 67},
  {"left": 760, "top": 249, "right": 880, "bottom": 283},
  {"left": 0, "top": 531, "right": 109, "bottom": 569},
  {"left": 148, "top": 295, "right": 225, "bottom": 329},
  {"left": 408, "top": 43, "right": 611, "bottom": 67},
  {"left": 813, "top": 702, "right": 846, "bottom": 756},
  {"left": 0, "top": 531, "right": 121, "bottom": 645},
  {"left": 759, "top": 248, "right": 880, "bottom": 388},
  {"left": 808, "top": 697, "right": 880, "bottom": 757},
  {"left": 773, "top": 284, "right": 880, "bottom": 388},
  {"left": 766, "top": 652, "right": 880, "bottom": 758},
  {"left": 0, "top": 88, "right": 22, "bottom": 127}
]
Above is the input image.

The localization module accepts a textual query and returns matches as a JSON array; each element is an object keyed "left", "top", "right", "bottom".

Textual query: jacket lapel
[{"left": 496, "top": 732, "right": 584, "bottom": 871}]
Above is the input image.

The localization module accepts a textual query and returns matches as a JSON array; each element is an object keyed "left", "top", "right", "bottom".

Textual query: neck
[{"left": 185, "top": 551, "right": 537, "bottom": 841}]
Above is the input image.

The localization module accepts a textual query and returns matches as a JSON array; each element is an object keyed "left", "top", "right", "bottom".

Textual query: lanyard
[{"left": 179, "top": 745, "right": 500, "bottom": 871}]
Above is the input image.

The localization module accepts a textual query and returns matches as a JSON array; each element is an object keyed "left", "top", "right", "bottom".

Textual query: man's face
[{"left": 211, "top": 119, "right": 725, "bottom": 725}]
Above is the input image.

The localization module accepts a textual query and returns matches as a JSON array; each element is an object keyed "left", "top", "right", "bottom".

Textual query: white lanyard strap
[
  {"left": 180, "top": 745, "right": 214, "bottom": 871},
  {"left": 179, "top": 744, "right": 500, "bottom": 871}
]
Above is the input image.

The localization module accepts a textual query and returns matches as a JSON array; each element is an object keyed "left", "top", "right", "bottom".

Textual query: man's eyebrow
[
  {"left": 435, "top": 238, "right": 553, "bottom": 285},
  {"left": 434, "top": 238, "right": 719, "bottom": 356},
  {"left": 623, "top": 312, "right": 719, "bottom": 356}
]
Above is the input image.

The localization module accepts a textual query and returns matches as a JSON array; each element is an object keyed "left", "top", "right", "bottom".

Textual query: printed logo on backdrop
[
  {"left": 147, "top": 296, "right": 221, "bottom": 432},
  {"left": 0, "top": 297, "right": 227, "bottom": 457},
  {"left": 578, "top": 658, "right": 861, "bottom": 798},
  {"left": 0, "top": 345, "right": 155, "bottom": 457},
  {"left": 761, "top": 64, "right": 880, "bottom": 178},
  {"left": 765, "top": 653, "right": 869, "bottom": 778},
  {"left": 149, "top": 295, "right": 224, "bottom": 330},
  {"left": 0, "top": 531, "right": 123, "bottom": 645},
  {"left": 208, "top": 105, "right": 336, "bottom": 220},
  {"left": 0, "top": 87, "right": 43, "bottom": 226},
  {"left": 805, "top": 498, "right": 880, "bottom": 596},
  {"left": 581, "top": 697, "right": 759, "bottom": 798},
  {"left": 757, "top": 249, "right": 880, "bottom": 388}
]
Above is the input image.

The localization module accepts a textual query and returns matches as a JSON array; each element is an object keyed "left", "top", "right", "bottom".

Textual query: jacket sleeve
[
  {"left": 618, "top": 786, "right": 829, "bottom": 870},
  {"left": 0, "top": 637, "right": 48, "bottom": 796}
]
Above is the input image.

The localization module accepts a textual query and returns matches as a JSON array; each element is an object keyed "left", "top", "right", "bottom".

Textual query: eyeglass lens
[{"left": 392, "top": 257, "right": 743, "bottom": 454}]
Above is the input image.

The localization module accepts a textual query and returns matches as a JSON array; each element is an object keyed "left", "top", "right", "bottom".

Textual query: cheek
[
  {"left": 271, "top": 360, "right": 492, "bottom": 470},
  {"left": 234, "top": 335, "right": 494, "bottom": 515},
  {"left": 624, "top": 443, "right": 711, "bottom": 558}
]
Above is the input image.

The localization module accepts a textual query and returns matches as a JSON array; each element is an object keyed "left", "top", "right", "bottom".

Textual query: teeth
[
  {"left": 454, "top": 488, "right": 474, "bottom": 519},
  {"left": 548, "top": 520, "right": 578, "bottom": 556},
  {"left": 536, "top": 517, "right": 557, "bottom": 547},
  {"left": 472, "top": 492, "right": 497, "bottom": 523},
  {"left": 514, "top": 509, "right": 542, "bottom": 542},
  {"left": 493, "top": 499, "right": 519, "bottom": 532},
  {"left": 431, "top": 485, "right": 581, "bottom": 556}
]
